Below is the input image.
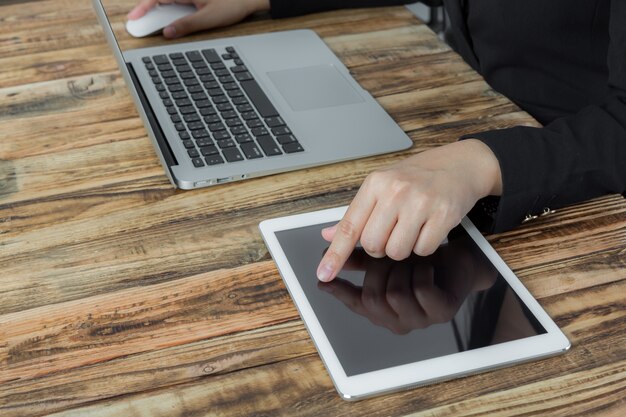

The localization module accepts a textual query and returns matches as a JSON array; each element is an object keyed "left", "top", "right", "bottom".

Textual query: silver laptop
[{"left": 91, "top": 0, "right": 412, "bottom": 189}]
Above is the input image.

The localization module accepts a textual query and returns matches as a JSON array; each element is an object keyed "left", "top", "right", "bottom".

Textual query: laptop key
[
  {"left": 218, "top": 75, "right": 235, "bottom": 84},
  {"left": 265, "top": 116, "right": 285, "bottom": 127},
  {"left": 204, "top": 115, "right": 221, "bottom": 124},
  {"left": 230, "top": 65, "right": 248, "bottom": 73},
  {"left": 222, "top": 147, "right": 244, "bottom": 162},
  {"left": 242, "top": 111, "right": 257, "bottom": 120},
  {"left": 163, "top": 98, "right": 173, "bottom": 107},
  {"left": 171, "top": 114, "right": 181, "bottom": 123},
  {"left": 184, "top": 78, "right": 199, "bottom": 87},
  {"left": 192, "top": 129, "right": 210, "bottom": 139},
  {"left": 223, "top": 82, "right": 239, "bottom": 91},
  {"left": 235, "top": 72, "right": 253, "bottom": 82},
  {"left": 215, "top": 69, "right": 230, "bottom": 77},
  {"left": 222, "top": 53, "right": 233, "bottom": 60},
  {"left": 234, "top": 59, "right": 243, "bottom": 65},
  {"left": 235, "top": 133, "right": 253, "bottom": 143},
  {"left": 217, "top": 138, "right": 237, "bottom": 149},
  {"left": 167, "top": 107, "right": 178, "bottom": 115},
  {"left": 212, "top": 96, "right": 229, "bottom": 104},
  {"left": 232, "top": 97, "right": 248, "bottom": 105},
  {"left": 191, "top": 93, "right": 207, "bottom": 102},
  {"left": 200, "top": 145, "right": 219, "bottom": 156},
  {"left": 204, "top": 81, "right": 219, "bottom": 89},
  {"left": 156, "top": 84, "right": 166, "bottom": 92},
  {"left": 175, "top": 123, "right": 186, "bottom": 131},
  {"left": 251, "top": 127, "right": 269, "bottom": 137},
  {"left": 184, "top": 113, "right": 200, "bottom": 123},
  {"left": 283, "top": 142, "right": 304, "bottom": 153},
  {"left": 182, "top": 140, "right": 195, "bottom": 149},
  {"left": 153, "top": 55, "right": 168, "bottom": 64},
  {"left": 207, "top": 88, "right": 224, "bottom": 97},
  {"left": 257, "top": 135, "right": 282, "bottom": 156},
  {"left": 192, "top": 158, "right": 205, "bottom": 167},
  {"left": 142, "top": 57, "right": 152, "bottom": 63},
  {"left": 272, "top": 126, "right": 291, "bottom": 136},
  {"left": 179, "top": 106, "right": 196, "bottom": 114},
  {"left": 228, "top": 89, "right": 244, "bottom": 98},
  {"left": 172, "top": 91, "right": 188, "bottom": 100},
  {"left": 180, "top": 71, "right": 195, "bottom": 79},
  {"left": 211, "top": 62, "right": 226, "bottom": 70},
  {"left": 197, "top": 68, "right": 213, "bottom": 76},
  {"left": 179, "top": 131, "right": 190, "bottom": 140},
  {"left": 246, "top": 119, "right": 263, "bottom": 128},
  {"left": 230, "top": 126, "right": 247, "bottom": 135},
  {"left": 160, "top": 70, "right": 176, "bottom": 78},
  {"left": 169, "top": 52, "right": 183, "bottom": 59},
  {"left": 226, "top": 118, "right": 243, "bottom": 127},
  {"left": 152, "top": 77, "right": 162, "bottom": 84},
  {"left": 196, "top": 137, "right": 213, "bottom": 146},
  {"left": 168, "top": 84, "right": 184, "bottom": 92},
  {"left": 240, "top": 79, "right": 279, "bottom": 118},
  {"left": 175, "top": 98, "right": 192, "bottom": 107},
  {"left": 241, "top": 142, "right": 263, "bottom": 159},
  {"left": 205, "top": 154, "right": 224, "bottom": 165},
  {"left": 226, "top": 46, "right": 235, "bottom": 53},
  {"left": 201, "top": 49, "right": 221, "bottom": 63},
  {"left": 160, "top": 91, "right": 170, "bottom": 99},
  {"left": 188, "top": 121, "right": 204, "bottom": 131},
  {"left": 276, "top": 134, "right": 297, "bottom": 145},
  {"left": 217, "top": 103, "right": 233, "bottom": 112},
  {"left": 208, "top": 122, "right": 226, "bottom": 132},
  {"left": 199, "top": 106, "right": 216, "bottom": 115},
  {"left": 213, "top": 131, "right": 231, "bottom": 141},
  {"left": 237, "top": 103, "right": 253, "bottom": 113},
  {"left": 221, "top": 110, "right": 238, "bottom": 119},
  {"left": 187, "top": 85, "right": 203, "bottom": 94},
  {"left": 188, "top": 148, "right": 199, "bottom": 158},
  {"left": 149, "top": 70, "right": 158, "bottom": 77},
  {"left": 185, "top": 51, "right": 203, "bottom": 62}
]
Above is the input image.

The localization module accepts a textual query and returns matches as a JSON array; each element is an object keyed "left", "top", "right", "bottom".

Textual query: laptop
[{"left": 91, "top": 0, "right": 413, "bottom": 189}]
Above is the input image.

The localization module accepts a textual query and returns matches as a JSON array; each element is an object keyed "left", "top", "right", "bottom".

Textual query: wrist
[{"left": 460, "top": 139, "right": 503, "bottom": 197}]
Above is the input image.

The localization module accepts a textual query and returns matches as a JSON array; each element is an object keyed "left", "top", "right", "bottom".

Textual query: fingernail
[
  {"left": 317, "top": 262, "right": 334, "bottom": 282},
  {"left": 163, "top": 26, "right": 177, "bottom": 38}
]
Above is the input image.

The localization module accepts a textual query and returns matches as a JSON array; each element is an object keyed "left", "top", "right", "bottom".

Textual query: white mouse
[{"left": 126, "top": 4, "right": 197, "bottom": 38}]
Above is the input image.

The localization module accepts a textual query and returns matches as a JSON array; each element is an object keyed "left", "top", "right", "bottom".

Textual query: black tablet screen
[{"left": 275, "top": 223, "right": 546, "bottom": 376}]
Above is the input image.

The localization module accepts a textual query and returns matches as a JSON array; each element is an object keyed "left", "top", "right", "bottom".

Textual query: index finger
[
  {"left": 127, "top": 0, "right": 159, "bottom": 20},
  {"left": 316, "top": 191, "right": 376, "bottom": 282}
]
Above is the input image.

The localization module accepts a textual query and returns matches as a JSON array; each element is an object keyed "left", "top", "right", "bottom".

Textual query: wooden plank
[{"left": 2, "top": 278, "right": 625, "bottom": 416}]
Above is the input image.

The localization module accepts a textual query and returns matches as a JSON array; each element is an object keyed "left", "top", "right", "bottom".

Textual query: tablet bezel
[{"left": 260, "top": 206, "right": 570, "bottom": 400}]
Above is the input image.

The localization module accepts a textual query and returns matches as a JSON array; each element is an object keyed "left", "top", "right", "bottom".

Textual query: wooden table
[{"left": 1, "top": 1, "right": 625, "bottom": 416}]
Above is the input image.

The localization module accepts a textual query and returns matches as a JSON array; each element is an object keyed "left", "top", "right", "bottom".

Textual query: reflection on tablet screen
[{"left": 276, "top": 223, "right": 547, "bottom": 377}]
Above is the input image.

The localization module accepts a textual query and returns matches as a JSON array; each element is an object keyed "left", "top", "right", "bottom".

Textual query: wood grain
[{"left": 1, "top": 0, "right": 624, "bottom": 416}]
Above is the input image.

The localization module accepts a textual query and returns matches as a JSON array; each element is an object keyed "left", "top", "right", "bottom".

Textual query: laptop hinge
[{"left": 126, "top": 62, "right": 178, "bottom": 168}]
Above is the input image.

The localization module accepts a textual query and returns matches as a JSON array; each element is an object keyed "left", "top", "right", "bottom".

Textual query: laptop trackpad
[{"left": 267, "top": 65, "right": 364, "bottom": 111}]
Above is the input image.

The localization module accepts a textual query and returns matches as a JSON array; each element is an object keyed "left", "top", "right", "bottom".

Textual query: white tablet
[{"left": 259, "top": 206, "right": 570, "bottom": 400}]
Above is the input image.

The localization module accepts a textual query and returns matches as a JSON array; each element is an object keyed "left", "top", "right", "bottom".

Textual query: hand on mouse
[
  {"left": 316, "top": 139, "right": 503, "bottom": 282},
  {"left": 127, "top": 0, "right": 270, "bottom": 38}
]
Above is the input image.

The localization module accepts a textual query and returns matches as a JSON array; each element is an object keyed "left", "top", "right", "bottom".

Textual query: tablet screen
[{"left": 276, "top": 223, "right": 546, "bottom": 377}]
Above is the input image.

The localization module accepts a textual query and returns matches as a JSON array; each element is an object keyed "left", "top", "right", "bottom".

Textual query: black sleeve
[
  {"left": 270, "top": 0, "right": 414, "bottom": 19},
  {"left": 465, "top": 0, "right": 626, "bottom": 233}
]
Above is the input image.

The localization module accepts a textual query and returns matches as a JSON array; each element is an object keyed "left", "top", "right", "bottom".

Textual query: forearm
[{"left": 269, "top": 0, "right": 414, "bottom": 19}]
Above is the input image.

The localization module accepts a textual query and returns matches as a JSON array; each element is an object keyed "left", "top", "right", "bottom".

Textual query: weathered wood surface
[{"left": 1, "top": 0, "right": 624, "bottom": 416}]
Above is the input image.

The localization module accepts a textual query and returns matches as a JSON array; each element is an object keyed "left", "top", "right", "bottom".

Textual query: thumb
[{"left": 163, "top": 11, "right": 207, "bottom": 38}]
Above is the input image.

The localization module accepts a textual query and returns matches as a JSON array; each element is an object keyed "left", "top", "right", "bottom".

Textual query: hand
[
  {"left": 317, "top": 139, "right": 502, "bottom": 282},
  {"left": 127, "top": 0, "right": 271, "bottom": 38},
  {"left": 318, "top": 238, "right": 498, "bottom": 334}
]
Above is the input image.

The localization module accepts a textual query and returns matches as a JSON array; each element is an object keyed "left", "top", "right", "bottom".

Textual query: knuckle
[{"left": 337, "top": 218, "right": 359, "bottom": 241}]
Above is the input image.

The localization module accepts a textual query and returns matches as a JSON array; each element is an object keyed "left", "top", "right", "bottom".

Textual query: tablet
[{"left": 259, "top": 206, "right": 570, "bottom": 400}]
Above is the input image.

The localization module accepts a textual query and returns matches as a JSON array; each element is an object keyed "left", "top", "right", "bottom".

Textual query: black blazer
[{"left": 270, "top": 0, "right": 626, "bottom": 232}]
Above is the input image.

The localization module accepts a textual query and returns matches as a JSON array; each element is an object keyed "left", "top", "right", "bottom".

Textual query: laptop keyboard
[{"left": 142, "top": 47, "right": 304, "bottom": 168}]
